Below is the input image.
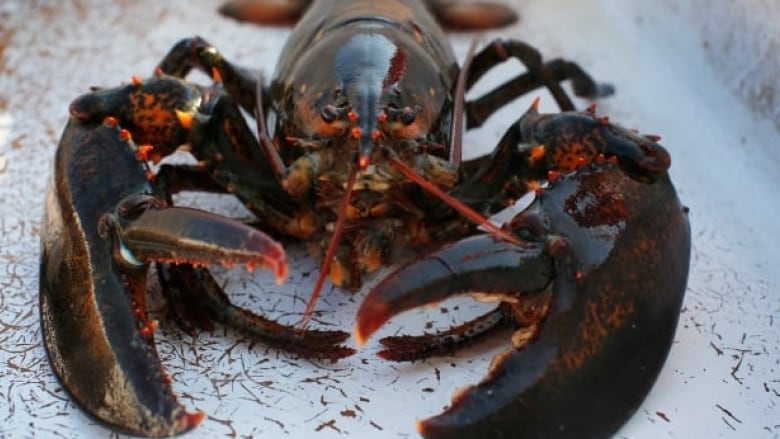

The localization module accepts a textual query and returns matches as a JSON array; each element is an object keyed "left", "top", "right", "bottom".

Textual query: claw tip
[
  {"left": 274, "top": 260, "right": 289, "bottom": 285},
  {"left": 181, "top": 410, "right": 206, "bottom": 429},
  {"left": 176, "top": 109, "right": 194, "bottom": 129},
  {"left": 530, "top": 96, "right": 541, "bottom": 112},
  {"left": 353, "top": 322, "right": 368, "bottom": 347}
]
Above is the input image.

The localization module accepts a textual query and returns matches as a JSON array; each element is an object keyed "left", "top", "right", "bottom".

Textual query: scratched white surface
[{"left": 1, "top": 1, "right": 778, "bottom": 438}]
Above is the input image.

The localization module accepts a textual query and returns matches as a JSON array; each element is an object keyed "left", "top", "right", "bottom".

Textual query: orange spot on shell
[
  {"left": 329, "top": 258, "right": 350, "bottom": 288},
  {"left": 547, "top": 170, "right": 561, "bottom": 182},
  {"left": 530, "top": 96, "right": 541, "bottom": 111},
  {"left": 119, "top": 129, "right": 132, "bottom": 141},
  {"left": 136, "top": 144, "right": 154, "bottom": 161},
  {"left": 526, "top": 180, "right": 542, "bottom": 192},
  {"left": 139, "top": 319, "right": 159, "bottom": 337},
  {"left": 530, "top": 145, "right": 546, "bottom": 162},
  {"left": 377, "top": 112, "right": 388, "bottom": 123},
  {"left": 103, "top": 116, "right": 118, "bottom": 127},
  {"left": 211, "top": 67, "right": 223, "bottom": 84},
  {"left": 176, "top": 110, "right": 194, "bottom": 129},
  {"left": 351, "top": 127, "right": 362, "bottom": 139},
  {"left": 359, "top": 247, "right": 383, "bottom": 273},
  {"left": 181, "top": 411, "right": 206, "bottom": 428},
  {"left": 153, "top": 66, "right": 163, "bottom": 76},
  {"left": 131, "top": 75, "right": 142, "bottom": 85},
  {"left": 347, "top": 111, "right": 359, "bottom": 121}
]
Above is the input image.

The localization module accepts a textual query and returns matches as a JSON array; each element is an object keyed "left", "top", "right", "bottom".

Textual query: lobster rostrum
[{"left": 39, "top": 0, "right": 690, "bottom": 437}]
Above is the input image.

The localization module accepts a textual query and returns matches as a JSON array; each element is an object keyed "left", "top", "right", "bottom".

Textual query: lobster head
[{"left": 271, "top": 21, "right": 457, "bottom": 169}]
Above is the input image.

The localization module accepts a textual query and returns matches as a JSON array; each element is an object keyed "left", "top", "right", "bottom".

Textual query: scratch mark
[
  {"left": 314, "top": 419, "right": 341, "bottom": 433},
  {"left": 715, "top": 404, "right": 742, "bottom": 425}
]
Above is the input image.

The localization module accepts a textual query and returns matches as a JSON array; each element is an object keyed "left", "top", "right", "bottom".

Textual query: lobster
[{"left": 39, "top": 0, "right": 690, "bottom": 437}]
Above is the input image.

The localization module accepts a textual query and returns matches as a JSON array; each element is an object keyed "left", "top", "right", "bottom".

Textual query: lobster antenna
[
  {"left": 299, "top": 166, "right": 359, "bottom": 327},
  {"left": 385, "top": 150, "right": 524, "bottom": 247}
]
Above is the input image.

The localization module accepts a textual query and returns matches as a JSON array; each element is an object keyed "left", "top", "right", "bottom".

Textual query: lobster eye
[
  {"left": 399, "top": 107, "right": 416, "bottom": 125},
  {"left": 320, "top": 105, "right": 340, "bottom": 123}
]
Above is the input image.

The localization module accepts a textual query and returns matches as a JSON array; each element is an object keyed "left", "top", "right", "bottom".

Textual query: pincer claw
[
  {"left": 116, "top": 206, "right": 289, "bottom": 283},
  {"left": 40, "top": 119, "right": 302, "bottom": 436},
  {"left": 355, "top": 160, "right": 690, "bottom": 438}
]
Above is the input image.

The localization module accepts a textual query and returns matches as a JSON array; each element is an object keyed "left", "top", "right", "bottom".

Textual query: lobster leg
[
  {"left": 157, "top": 36, "right": 287, "bottom": 181},
  {"left": 464, "top": 40, "right": 614, "bottom": 127},
  {"left": 157, "top": 36, "right": 262, "bottom": 116},
  {"left": 466, "top": 59, "right": 615, "bottom": 129},
  {"left": 158, "top": 264, "right": 355, "bottom": 359},
  {"left": 454, "top": 101, "right": 673, "bottom": 207},
  {"left": 374, "top": 306, "right": 510, "bottom": 362}
]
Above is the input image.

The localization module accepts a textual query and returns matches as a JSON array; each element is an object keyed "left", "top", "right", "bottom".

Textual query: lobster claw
[
  {"left": 40, "top": 119, "right": 287, "bottom": 436},
  {"left": 355, "top": 165, "right": 691, "bottom": 438}
]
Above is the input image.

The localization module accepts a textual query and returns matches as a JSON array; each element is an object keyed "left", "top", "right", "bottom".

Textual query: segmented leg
[
  {"left": 157, "top": 36, "right": 261, "bottom": 115},
  {"left": 377, "top": 286, "right": 554, "bottom": 362},
  {"left": 377, "top": 307, "right": 508, "bottom": 361},
  {"left": 466, "top": 59, "right": 615, "bottom": 129},
  {"left": 464, "top": 39, "right": 614, "bottom": 127},
  {"left": 453, "top": 101, "right": 672, "bottom": 209},
  {"left": 159, "top": 264, "right": 355, "bottom": 360},
  {"left": 157, "top": 36, "right": 285, "bottom": 180}
]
